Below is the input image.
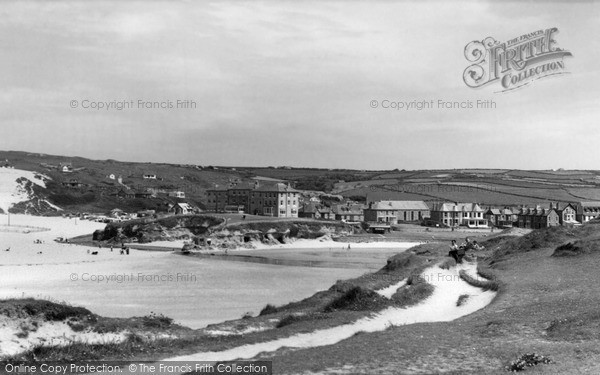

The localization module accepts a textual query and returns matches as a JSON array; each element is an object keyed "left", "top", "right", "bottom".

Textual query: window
[
  {"left": 280, "top": 210, "right": 286, "bottom": 215},
  {"left": 280, "top": 200, "right": 284, "bottom": 205}
]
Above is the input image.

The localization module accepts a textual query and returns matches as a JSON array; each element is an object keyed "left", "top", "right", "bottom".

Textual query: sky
[{"left": 0, "top": 0, "right": 599, "bottom": 170}]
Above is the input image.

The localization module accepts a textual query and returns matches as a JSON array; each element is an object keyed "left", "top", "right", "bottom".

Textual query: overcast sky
[{"left": 1, "top": 1, "right": 598, "bottom": 170}]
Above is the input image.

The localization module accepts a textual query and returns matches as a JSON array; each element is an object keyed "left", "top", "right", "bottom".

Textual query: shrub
[
  {"left": 142, "top": 312, "right": 173, "bottom": 328},
  {"left": 392, "top": 280, "right": 434, "bottom": 307},
  {"left": 505, "top": 353, "right": 551, "bottom": 372},
  {"left": 552, "top": 239, "right": 600, "bottom": 257},
  {"left": 456, "top": 294, "right": 469, "bottom": 307},
  {"left": 258, "top": 304, "right": 278, "bottom": 316},
  {"left": 459, "top": 270, "right": 500, "bottom": 292},
  {"left": 324, "top": 286, "right": 389, "bottom": 312}
]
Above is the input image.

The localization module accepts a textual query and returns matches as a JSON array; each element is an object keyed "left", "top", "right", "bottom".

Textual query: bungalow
[
  {"left": 170, "top": 202, "right": 195, "bottom": 215},
  {"left": 516, "top": 205, "right": 560, "bottom": 229},
  {"left": 61, "top": 179, "right": 83, "bottom": 188},
  {"left": 143, "top": 172, "right": 157, "bottom": 179},
  {"left": 115, "top": 189, "right": 135, "bottom": 199},
  {"left": 576, "top": 201, "right": 600, "bottom": 223},
  {"left": 109, "top": 208, "right": 125, "bottom": 218},
  {"left": 168, "top": 191, "right": 186, "bottom": 199},
  {"left": 59, "top": 162, "right": 73, "bottom": 173},
  {"left": 363, "top": 200, "right": 430, "bottom": 224},
  {"left": 137, "top": 209, "right": 155, "bottom": 218},
  {"left": 134, "top": 190, "right": 153, "bottom": 199},
  {"left": 430, "top": 202, "right": 487, "bottom": 228}
]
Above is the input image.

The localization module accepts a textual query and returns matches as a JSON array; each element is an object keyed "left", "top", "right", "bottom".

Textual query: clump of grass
[
  {"left": 552, "top": 239, "right": 600, "bottom": 257},
  {"left": 391, "top": 273, "right": 434, "bottom": 308},
  {"left": 0, "top": 298, "right": 92, "bottom": 322},
  {"left": 439, "top": 258, "right": 456, "bottom": 270},
  {"left": 67, "top": 320, "right": 88, "bottom": 332},
  {"left": 476, "top": 265, "right": 498, "bottom": 281},
  {"left": 258, "top": 304, "right": 278, "bottom": 316},
  {"left": 384, "top": 252, "right": 418, "bottom": 272},
  {"left": 324, "top": 286, "right": 390, "bottom": 312},
  {"left": 545, "top": 311, "right": 600, "bottom": 341},
  {"left": 276, "top": 312, "right": 328, "bottom": 328},
  {"left": 141, "top": 312, "right": 173, "bottom": 328},
  {"left": 459, "top": 270, "right": 500, "bottom": 292},
  {"left": 505, "top": 353, "right": 552, "bottom": 372},
  {"left": 456, "top": 294, "right": 469, "bottom": 307}
]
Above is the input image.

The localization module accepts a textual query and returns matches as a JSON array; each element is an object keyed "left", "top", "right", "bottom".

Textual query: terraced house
[
  {"left": 206, "top": 182, "right": 299, "bottom": 218},
  {"left": 516, "top": 205, "right": 560, "bottom": 229},
  {"left": 576, "top": 202, "right": 600, "bottom": 223},
  {"left": 429, "top": 202, "right": 487, "bottom": 228}
]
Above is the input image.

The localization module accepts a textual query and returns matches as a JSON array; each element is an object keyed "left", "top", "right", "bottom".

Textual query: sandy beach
[{"left": 0, "top": 214, "right": 380, "bottom": 329}]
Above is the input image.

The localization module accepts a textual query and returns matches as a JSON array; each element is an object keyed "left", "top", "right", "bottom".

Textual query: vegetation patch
[
  {"left": 258, "top": 304, "right": 278, "bottom": 316},
  {"left": 545, "top": 311, "right": 600, "bottom": 341},
  {"left": 505, "top": 353, "right": 552, "bottom": 372},
  {"left": 490, "top": 226, "right": 575, "bottom": 263},
  {"left": 391, "top": 273, "right": 434, "bottom": 308},
  {"left": 456, "top": 294, "right": 470, "bottom": 307},
  {"left": 0, "top": 298, "right": 92, "bottom": 322},
  {"left": 552, "top": 239, "right": 600, "bottom": 257},
  {"left": 459, "top": 270, "right": 500, "bottom": 292},
  {"left": 324, "top": 287, "right": 390, "bottom": 312},
  {"left": 276, "top": 312, "right": 329, "bottom": 328}
]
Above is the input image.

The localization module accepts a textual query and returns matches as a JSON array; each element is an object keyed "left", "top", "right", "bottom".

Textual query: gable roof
[
  {"left": 331, "top": 204, "right": 365, "bottom": 215},
  {"left": 433, "top": 202, "right": 484, "bottom": 212},
  {"left": 368, "top": 200, "right": 429, "bottom": 211},
  {"left": 486, "top": 208, "right": 502, "bottom": 215}
]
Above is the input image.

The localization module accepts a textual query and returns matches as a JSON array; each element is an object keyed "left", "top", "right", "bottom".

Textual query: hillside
[
  {"left": 0, "top": 151, "right": 254, "bottom": 214},
  {"left": 2, "top": 150, "right": 600, "bottom": 216}
]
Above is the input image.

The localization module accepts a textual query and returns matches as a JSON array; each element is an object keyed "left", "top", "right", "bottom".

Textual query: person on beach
[{"left": 448, "top": 240, "right": 459, "bottom": 262}]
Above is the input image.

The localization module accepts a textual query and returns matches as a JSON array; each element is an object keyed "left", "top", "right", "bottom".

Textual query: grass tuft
[
  {"left": 258, "top": 304, "right": 278, "bottom": 316},
  {"left": 459, "top": 270, "right": 500, "bottom": 292}
]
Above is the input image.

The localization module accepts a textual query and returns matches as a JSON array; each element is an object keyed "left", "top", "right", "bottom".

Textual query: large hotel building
[{"left": 206, "top": 182, "right": 299, "bottom": 218}]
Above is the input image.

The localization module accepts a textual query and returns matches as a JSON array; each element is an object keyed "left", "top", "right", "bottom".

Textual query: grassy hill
[{"left": 3, "top": 150, "right": 600, "bottom": 215}]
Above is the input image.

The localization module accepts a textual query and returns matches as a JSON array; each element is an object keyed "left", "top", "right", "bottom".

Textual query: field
[
  {"left": 2, "top": 151, "right": 600, "bottom": 214},
  {"left": 335, "top": 168, "right": 600, "bottom": 206}
]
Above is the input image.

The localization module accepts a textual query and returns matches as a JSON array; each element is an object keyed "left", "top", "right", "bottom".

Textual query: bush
[
  {"left": 142, "top": 312, "right": 173, "bottom": 328},
  {"left": 552, "top": 239, "right": 600, "bottom": 257},
  {"left": 459, "top": 270, "right": 500, "bottom": 292},
  {"left": 20, "top": 300, "right": 91, "bottom": 321},
  {"left": 456, "top": 294, "right": 469, "bottom": 307},
  {"left": 505, "top": 353, "right": 551, "bottom": 372},
  {"left": 324, "top": 286, "right": 389, "bottom": 312},
  {"left": 384, "top": 253, "right": 417, "bottom": 272},
  {"left": 258, "top": 304, "right": 278, "bottom": 316},
  {"left": 392, "top": 279, "right": 434, "bottom": 307}
]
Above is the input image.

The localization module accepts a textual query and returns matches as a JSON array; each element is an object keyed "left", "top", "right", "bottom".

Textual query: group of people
[{"left": 448, "top": 237, "right": 484, "bottom": 264}]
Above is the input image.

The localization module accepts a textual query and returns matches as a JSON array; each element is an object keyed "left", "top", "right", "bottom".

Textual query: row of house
[
  {"left": 206, "top": 182, "right": 300, "bottom": 218},
  {"left": 298, "top": 199, "right": 600, "bottom": 229},
  {"left": 299, "top": 203, "right": 366, "bottom": 222}
]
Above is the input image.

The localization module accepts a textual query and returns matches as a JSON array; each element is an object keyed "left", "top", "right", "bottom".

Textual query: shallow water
[{"left": 0, "top": 215, "right": 374, "bottom": 329}]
